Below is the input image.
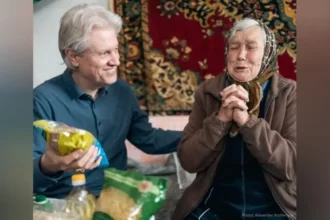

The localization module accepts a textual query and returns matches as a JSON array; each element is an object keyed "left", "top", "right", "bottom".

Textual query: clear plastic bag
[{"left": 33, "top": 120, "right": 109, "bottom": 168}]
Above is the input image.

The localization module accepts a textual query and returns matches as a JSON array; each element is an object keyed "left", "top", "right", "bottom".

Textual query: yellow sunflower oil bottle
[{"left": 65, "top": 173, "right": 96, "bottom": 220}]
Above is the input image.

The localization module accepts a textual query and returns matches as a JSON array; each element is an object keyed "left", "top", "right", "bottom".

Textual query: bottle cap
[
  {"left": 72, "top": 173, "right": 86, "bottom": 186},
  {"left": 34, "top": 195, "right": 48, "bottom": 205}
]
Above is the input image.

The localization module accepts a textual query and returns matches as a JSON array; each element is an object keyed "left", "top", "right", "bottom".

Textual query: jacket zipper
[
  {"left": 182, "top": 148, "right": 226, "bottom": 219},
  {"left": 264, "top": 90, "right": 295, "bottom": 220}
]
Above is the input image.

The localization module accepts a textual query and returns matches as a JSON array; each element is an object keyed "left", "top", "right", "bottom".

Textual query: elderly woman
[{"left": 172, "top": 18, "right": 296, "bottom": 220}]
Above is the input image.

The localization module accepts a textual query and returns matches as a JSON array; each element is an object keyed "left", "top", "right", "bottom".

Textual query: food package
[
  {"left": 93, "top": 168, "right": 167, "bottom": 220},
  {"left": 33, "top": 119, "right": 109, "bottom": 168}
]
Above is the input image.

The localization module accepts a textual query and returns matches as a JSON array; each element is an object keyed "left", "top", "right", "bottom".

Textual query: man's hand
[{"left": 40, "top": 142, "right": 102, "bottom": 175}]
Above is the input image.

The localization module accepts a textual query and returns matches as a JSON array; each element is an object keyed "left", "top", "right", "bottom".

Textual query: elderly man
[
  {"left": 33, "top": 4, "right": 182, "bottom": 198},
  {"left": 172, "top": 18, "right": 296, "bottom": 220}
]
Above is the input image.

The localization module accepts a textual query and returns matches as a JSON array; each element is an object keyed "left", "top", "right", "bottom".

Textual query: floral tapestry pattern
[{"left": 114, "top": 0, "right": 296, "bottom": 115}]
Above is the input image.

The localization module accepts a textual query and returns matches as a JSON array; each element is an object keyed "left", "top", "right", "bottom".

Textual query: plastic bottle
[
  {"left": 33, "top": 195, "right": 53, "bottom": 212},
  {"left": 65, "top": 173, "right": 96, "bottom": 220}
]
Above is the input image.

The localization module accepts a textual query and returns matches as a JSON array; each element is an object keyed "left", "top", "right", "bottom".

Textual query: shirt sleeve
[{"left": 126, "top": 89, "right": 182, "bottom": 155}]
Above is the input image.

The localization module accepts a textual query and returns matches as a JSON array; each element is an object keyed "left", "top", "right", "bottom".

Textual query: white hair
[
  {"left": 58, "top": 3, "right": 123, "bottom": 69},
  {"left": 228, "top": 18, "right": 266, "bottom": 44}
]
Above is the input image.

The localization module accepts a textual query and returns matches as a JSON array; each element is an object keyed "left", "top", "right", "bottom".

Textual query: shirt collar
[{"left": 62, "top": 68, "right": 108, "bottom": 100}]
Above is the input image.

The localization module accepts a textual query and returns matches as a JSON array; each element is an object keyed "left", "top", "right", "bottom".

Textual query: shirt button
[{"left": 98, "top": 122, "right": 102, "bottom": 126}]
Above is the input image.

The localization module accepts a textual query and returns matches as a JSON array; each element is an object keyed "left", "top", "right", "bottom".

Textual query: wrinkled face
[
  {"left": 74, "top": 26, "right": 120, "bottom": 86},
  {"left": 227, "top": 26, "right": 265, "bottom": 82}
]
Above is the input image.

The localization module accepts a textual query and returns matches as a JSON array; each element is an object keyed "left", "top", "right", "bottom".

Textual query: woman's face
[{"left": 227, "top": 26, "right": 265, "bottom": 82}]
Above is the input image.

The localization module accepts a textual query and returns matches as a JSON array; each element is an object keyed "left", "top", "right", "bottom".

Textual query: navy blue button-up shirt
[{"left": 33, "top": 69, "right": 182, "bottom": 198}]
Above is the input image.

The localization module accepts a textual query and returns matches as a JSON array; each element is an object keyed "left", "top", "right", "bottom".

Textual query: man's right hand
[{"left": 40, "top": 142, "right": 102, "bottom": 175}]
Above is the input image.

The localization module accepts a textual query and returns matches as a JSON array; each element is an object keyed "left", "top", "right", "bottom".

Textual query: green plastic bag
[{"left": 92, "top": 168, "right": 167, "bottom": 220}]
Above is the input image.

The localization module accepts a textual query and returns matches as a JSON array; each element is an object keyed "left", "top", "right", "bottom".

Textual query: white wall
[{"left": 33, "top": 0, "right": 112, "bottom": 88}]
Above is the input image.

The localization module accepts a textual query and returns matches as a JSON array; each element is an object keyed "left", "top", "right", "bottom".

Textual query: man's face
[
  {"left": 227, "top": 26, "right": 265, "bottom": 82},
  {"left": 75, "top": 26, "right": 120, "bottom": 87}
]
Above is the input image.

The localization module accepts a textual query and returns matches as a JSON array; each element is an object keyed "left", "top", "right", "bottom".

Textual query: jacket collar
[{"left": 204, "top": 72, "right": 291, "bottom": 100}]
